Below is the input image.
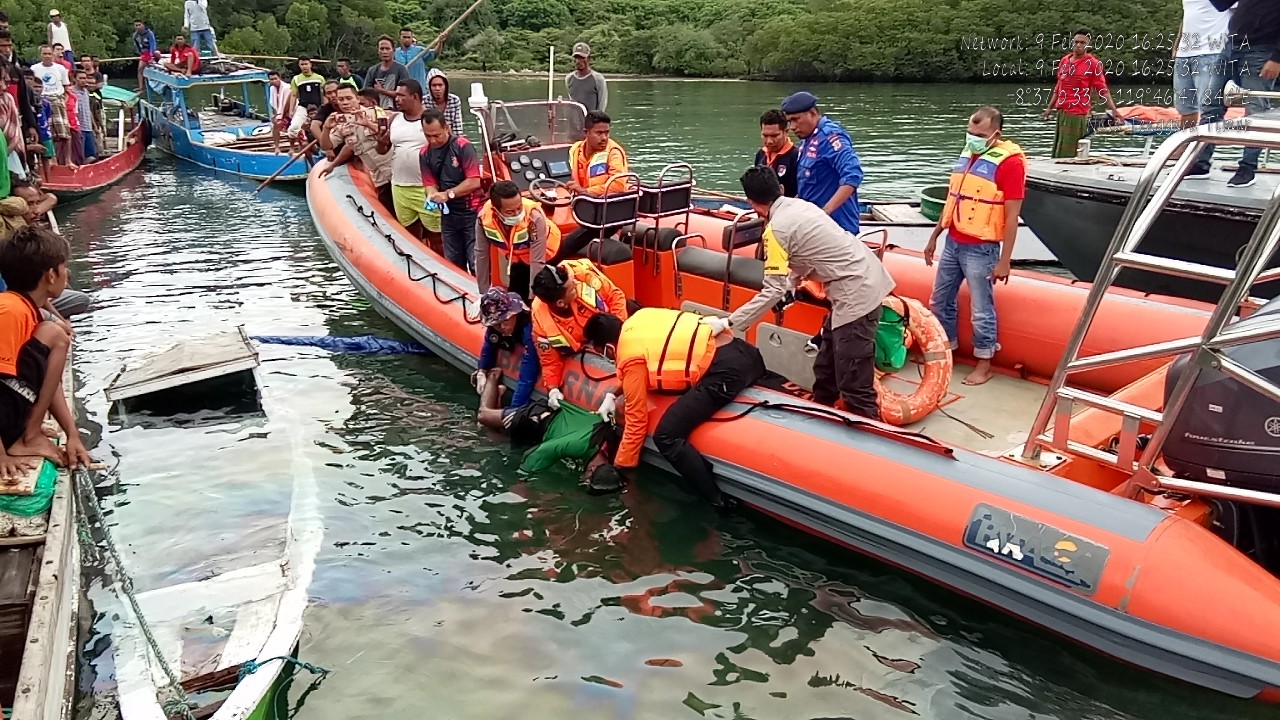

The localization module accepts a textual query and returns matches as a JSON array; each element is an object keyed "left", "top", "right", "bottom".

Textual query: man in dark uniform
[
  {"left": 754, "top": 109, "right": 797, "bottom": 197},
  {"left": 781, "top": 91, "right": 863, "bottom": 234}
]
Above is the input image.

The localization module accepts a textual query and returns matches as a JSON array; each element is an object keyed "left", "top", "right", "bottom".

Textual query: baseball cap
[
  {"left": 479, "top": 286, "right": 526, "bottom": 327},
  {"left": 572, "top": 42, "right": 591, "bottom": 58},
  {"left": 48, "top": 9, "right": 60, "bottom": 16}
]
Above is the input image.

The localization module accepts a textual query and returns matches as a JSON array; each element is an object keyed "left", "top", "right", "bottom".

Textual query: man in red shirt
[
  {"left": 162, "top": 34, "right": 200, "bottom": 77},
  {"left": 1041, "top": 29, "right": 1118, "bottom": 158},
  {"left": 924, "top": 107, "right": 1025, "bottom": 386}
]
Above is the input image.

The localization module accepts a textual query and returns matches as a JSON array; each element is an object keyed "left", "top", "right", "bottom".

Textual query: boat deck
[{"left": 885, "top": 361, "right": 1046, "bottom": 456}]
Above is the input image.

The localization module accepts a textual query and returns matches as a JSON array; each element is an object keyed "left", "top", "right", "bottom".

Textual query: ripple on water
[{"left": 63, "top": 129, "right": 1268, "bottom": 720}]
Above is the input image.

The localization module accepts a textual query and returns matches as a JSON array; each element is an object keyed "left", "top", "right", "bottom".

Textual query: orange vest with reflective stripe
[
  {"left": 568, "top": 138, "right": 629, "bottom": 192},
  {"left": 479, "top": 198, "right": 562, "bottom": 264},
  {"left": 530, "top": 259, "right": 613, "bottom": 354},
  {"left": 939, "top": 140, "right": 1023, "bottom": 243},
  {"left": 616, "top": 308, "right": 716, "bottom": 393}
]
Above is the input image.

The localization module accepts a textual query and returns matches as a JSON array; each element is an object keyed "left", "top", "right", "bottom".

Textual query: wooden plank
[
  {"left": 0, "top": 534, "right": 46, "bottom": 547},
  {"left": 214, "top": 594, "right": 281, "bottom": 671},
  {"left": 869, "top": 203, "right": 928, "bottom": 224},
  {"left": 133, "top": 559, "right": 288, "bottom": 624},
  {"left": 181, "top": 664, "right": 241, "bottom": 694},
  {"left": 0, "top": 460, "right": 48, "bottom": 497}
]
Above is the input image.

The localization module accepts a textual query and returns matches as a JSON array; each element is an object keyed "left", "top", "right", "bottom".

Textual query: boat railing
[{"left": 1019, "top": 117, "right": 1280, "bottom": 509}]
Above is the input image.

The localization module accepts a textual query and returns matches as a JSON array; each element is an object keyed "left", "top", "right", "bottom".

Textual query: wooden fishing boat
[
  {"left": 139, "top": 58, "right": 317, "bottom": 183},
  {"left": 308, "top": 90, "right": 1280, "bottom": 701},
  {"left": 42, "top": 85, "right": 149, "bottom": 202},
  {"left": 3, "top": 348, "right": 80, "bottom": 720}
]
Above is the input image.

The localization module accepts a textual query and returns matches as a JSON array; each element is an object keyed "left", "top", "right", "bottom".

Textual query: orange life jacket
[
  {"left": 615, "top": 308, "right": 715, "bottom": 392},
  {"left": 479, "top": 198, "right": 562, "bottom": 265},
  {"left": 568, "top": 138, "right": 629, "bottom": 192},
  {"left": 939, "top": 139, "right": 1024, "bottom": 243},
  {"left": 530, "top": 259, "right": 615, "bottom": 353}
]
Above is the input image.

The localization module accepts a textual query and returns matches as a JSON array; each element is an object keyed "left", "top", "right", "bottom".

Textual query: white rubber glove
[
  {"left": 471, "top": 369, "right": 487, "bottom": 395},
  {"left": 701, "top": 316, "right": 730, "bottom": 335},
  {"left": 547, "top": 387, "right": 564, "bottom": 409},
  {"left": 596, "top": 392, "right": 617, "bottom": 422}
]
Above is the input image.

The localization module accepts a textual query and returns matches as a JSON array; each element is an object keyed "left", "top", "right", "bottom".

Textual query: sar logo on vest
[{"left": 777, "top": 165, "right": 787, "bottom": 176}]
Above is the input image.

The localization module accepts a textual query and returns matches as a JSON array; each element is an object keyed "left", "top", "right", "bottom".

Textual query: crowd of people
[{"left": 297, "top": 51, "right": 1018, "bottom": 508}]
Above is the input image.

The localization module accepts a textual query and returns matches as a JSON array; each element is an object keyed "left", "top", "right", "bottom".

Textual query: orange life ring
[{"left": 874, "top": 296, "right": 952, "bottom": 425}]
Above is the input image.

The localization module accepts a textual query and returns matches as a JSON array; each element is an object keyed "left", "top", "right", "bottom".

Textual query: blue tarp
[{"left": 251, "top": 335, "right": 432, "bottom": 355}]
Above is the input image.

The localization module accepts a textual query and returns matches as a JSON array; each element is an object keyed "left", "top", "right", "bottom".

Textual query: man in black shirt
[
  {"left": 419, "top": 107, "right": 482, "bottom": 273},
  {"left": 311, "top": 80, "right": 341, "bottom": 159},
  {"left": 1192, "top": 0, "right": 1280, "bottom": 189},
  {"left": 754, "top": 109, "right": 798, "bottom": 197},
  {"left": 364, "top": 36, "right": 409, "bottom": 110}
]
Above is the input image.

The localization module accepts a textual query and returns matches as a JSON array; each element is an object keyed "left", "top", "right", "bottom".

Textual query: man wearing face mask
[
  {"left": 475, "top": 180, "right": 561, "bottom": 299},
  {"left": 923, "top": 106, "right": 1024, "bottom": 387}
]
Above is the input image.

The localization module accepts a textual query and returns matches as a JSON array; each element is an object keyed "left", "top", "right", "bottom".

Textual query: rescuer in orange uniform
[
  {"left": 583, "top": 307, "right": 766, "bottom": 512},
  {"left": 474, "top": 180, "right": 561, "bottom": 300},
  {"left": 556, "top": 110, "right": 632, "bottom": 261},
  {"left": 528, "top": 258, "right": 629, "bottom": 409}
]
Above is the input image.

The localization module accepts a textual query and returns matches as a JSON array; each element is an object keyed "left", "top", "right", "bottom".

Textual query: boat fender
[{"left": 874, "top": 296, "right": 952, "bottom": 426}]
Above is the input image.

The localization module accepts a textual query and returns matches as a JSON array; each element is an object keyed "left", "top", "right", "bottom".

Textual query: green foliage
[{"left": 9, "top": 0, "right": 1181, "bottom": 80}]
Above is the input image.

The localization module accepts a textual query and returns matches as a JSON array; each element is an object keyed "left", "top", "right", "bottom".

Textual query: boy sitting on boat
[{"left": 0, "top": 225, "right": 88, "bottom": 478}]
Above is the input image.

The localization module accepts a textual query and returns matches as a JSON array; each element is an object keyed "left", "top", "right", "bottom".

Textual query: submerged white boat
[{"left": 97, "top": 330, "right": 325, "bottom": 720}]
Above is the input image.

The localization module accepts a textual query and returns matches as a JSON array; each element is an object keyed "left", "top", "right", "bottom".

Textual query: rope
[
  {"left": 72, "top": 467, "right": 197, "bottom": 720},
  {"left": 345, "top": 195, "right": 481, "bottom": 325},
  {"left": 238, "top": 655, "right": 330, "bottom": 681}
]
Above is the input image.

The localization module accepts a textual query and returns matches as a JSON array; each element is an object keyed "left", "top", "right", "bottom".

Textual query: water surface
[{"left": 67, "top": 80, "right": 1266, "bottom": 720}]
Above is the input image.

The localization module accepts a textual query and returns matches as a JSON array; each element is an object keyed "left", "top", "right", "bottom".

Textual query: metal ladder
[{"left": 1019, "top": 116, "right": 1280, "bottom": 509}]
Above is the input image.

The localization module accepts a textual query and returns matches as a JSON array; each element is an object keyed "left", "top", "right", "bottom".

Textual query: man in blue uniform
[{"left": 781, "top": 91, "right": 863, "bottom": 234}]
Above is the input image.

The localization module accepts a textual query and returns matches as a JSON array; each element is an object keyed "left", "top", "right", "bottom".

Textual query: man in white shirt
[
  {"left": 46, "top": 10, "right": 71, "bottom": 63},
  {"left": 182, "top": 0, "right": 220, "bottom": 57},
  {"left": 267, "top": 70, "right": 292, "bottom": 154},
  {"left": 1174, "top": 0, "right": 1233, "bottom": 129},
  {"left": 31, "top": 45, "right": 71, "bottom": 165}
]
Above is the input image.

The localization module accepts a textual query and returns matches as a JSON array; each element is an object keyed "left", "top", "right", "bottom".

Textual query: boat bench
[
  {"left": 677, "top": 245, "right": 767, "bottom": 289},
  {"left": 572, "top": 238, "right": 634, "bottom": 265}
]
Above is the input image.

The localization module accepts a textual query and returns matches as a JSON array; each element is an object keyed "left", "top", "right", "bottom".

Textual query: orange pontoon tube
[{"left": 307, "top": 96, "right": 1280, "bottom": 702}]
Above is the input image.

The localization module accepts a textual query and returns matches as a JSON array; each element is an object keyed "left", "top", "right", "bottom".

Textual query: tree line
[{"left": 1, "top": 0, "right": 1181, "bottom": 82}]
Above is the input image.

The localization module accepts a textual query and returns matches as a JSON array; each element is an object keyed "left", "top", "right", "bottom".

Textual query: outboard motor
[{"left": 1162, "top": 294, "right": 1280, "bottom": 573}]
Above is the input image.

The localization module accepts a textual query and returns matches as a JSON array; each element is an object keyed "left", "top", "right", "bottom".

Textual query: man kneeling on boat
[
  {"left": 704, "top": 166, "right": 894, "bottom": 421},
  {"left": 529, "top": 259, "right": 629, "bottom": 412},
  {"left": 474, "top": 287, "right": 624, "bottom": 494},
  {"left": 475, "top": 180, "right": 560, "bottom": 300},
  {"left": 473, "top": 287, "right": 539, "bottom": 430},
  {"left": 583, "top": 308, "right": 766, "bottom": 512}
]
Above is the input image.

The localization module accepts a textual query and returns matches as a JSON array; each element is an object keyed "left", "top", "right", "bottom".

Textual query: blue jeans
[
  {"left": 190, "top": 28, "right": 218, "bottom": 56},
  {"left": 1195, "top": 40, "right": 1276, "bottom": 171},
  {"left": 1173, "top": 53, "right": 1227, "bottom": 115},
  {"left": 929, "top": 236, "right": 999, "bottom": 359}
]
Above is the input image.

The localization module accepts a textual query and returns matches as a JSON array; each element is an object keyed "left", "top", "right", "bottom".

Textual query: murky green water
[{"left": 65, "top": 80, "right": 1271, "bottom": 720}]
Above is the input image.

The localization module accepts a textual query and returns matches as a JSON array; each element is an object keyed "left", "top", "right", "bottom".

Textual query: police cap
[{"left": 781, "top": 91, "right": 818, "bottom": 114}]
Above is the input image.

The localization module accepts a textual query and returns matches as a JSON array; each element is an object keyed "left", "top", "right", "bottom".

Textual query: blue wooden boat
[{"left": 139, "top": 60, "right": 317, "bottom": 182}]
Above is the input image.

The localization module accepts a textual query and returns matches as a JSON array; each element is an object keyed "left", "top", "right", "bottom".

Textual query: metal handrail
[{"left": 1017, "top": 117, "right": 1280, "bottom": 507}]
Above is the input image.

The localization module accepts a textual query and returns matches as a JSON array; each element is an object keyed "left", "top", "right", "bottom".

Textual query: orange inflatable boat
[{"left": 307, "top": 96, "right": 1280, "bottom": 701}]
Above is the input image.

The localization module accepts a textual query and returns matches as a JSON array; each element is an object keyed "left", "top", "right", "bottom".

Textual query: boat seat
[
  {"left": 620, "top": 222, "right": 682, "bottom": 251},
  {"left": 677, "top": 245, "right": 766, "bottom": 290},
  {"left": 571, "top": 190, "right": 640, "bottom": 231},
  {"left": 638, "top": 179, "right": 693, "bottom": 217},
  {"left": 721, "top": 216, "right": 766, "bottom": 252},
  {"left": 574, "top": 238, "right": 634, "bottom": 265}
]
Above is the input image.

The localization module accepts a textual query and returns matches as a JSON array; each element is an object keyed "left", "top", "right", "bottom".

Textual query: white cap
[{"left": 48, "top": 8, "right": 60, "bottom": 16}]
